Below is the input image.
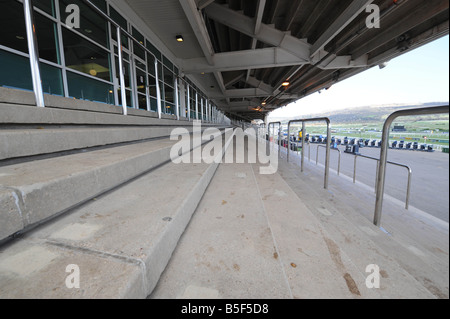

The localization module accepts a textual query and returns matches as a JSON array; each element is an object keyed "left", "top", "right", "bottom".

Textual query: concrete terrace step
[
  {"left": 0, "top": 125, "right": 226, "bottom": 161},
  {"left": 281, "top": 154, "right": 448, "bottom": 298},
  {"left": 0, "top": 132, "right": 233, "bottom": 298},
  {"left": 0, "top": 130, "right": 225, "bottom": 242},
  {"left": 150, "top": 136, "right": 444, "bottom": 299},
  {"left": 277, "top": 160, "right": 437, "bottom": 298},
  {"left": 151, "top": 137, "right": 374, "bottom": 299}
]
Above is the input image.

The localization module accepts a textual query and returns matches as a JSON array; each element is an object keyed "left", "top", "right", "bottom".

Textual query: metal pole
[
  {"left": 117, "top": 26, "right": 127, "bottom": 115},
  {"left": 187, "top": 83, "right": 191, "bottom": 120},
  {"left": 154, "top": 59, "right": 162, "bottom": 119},
  {"left": 374, "top": 105, "right": 449, "bottom": 226},
  {"left": 324, "top": 119, "right": 331, "bottom": 189},
  {"left": 301, "top": 122, "right": 305, "bottom": 172},
  {"left": 174, "top": 77, "right": 180, "bottom": 120},
  {"left": 24, "top": 0, "right": 45, "bottom": 107},
  {"left": 195, "top": 93, "right": 199, "bottom": 120},
  {"left": 287, "top": 122, "right": 291, "bottom": 162}
]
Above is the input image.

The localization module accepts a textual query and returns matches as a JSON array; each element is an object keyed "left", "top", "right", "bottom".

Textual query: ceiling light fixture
[
  {"left": 282, "top": 81, "right": 290, "bottom": 87},
  {"left": 176, "top": 35, "right": 184, "bottom": 42}
]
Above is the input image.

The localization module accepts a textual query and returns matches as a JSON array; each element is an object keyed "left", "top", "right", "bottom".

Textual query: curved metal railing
[{"left": 374, "top": 105, "right": 449, "bottom": 226}]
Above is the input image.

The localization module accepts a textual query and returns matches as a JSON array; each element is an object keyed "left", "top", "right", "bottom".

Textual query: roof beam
[
  {"left": 351, "top": 0, "right": 449, "bottom": 60},
  {"left": 210, "top": 88, "right": 270, "bottom": 99},
  {"left": 179, "top": 0, "right": 228, "bottom": 98},
  {"left": 205, "top": 3, "right": 310, "bottom": 62},
  {"left": 179, "top": 0, "right": 215, "bottom": 65},
  {"left": 181, "top": 47, "right": 309, "bottom": 74},
  {"left": 310, "top": 0, "right": 374, "bottom": 58},
  {"left": 197, "top": 0, "right": 215, "bottom": 10}
]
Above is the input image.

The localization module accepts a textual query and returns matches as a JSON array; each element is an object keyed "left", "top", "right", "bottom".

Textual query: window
[
  {"left": 132, "top": 27, "right": 145, "bottom": 61},
  {"left": 60, "top": 0, "right": 109, "bottom": 48},
  {"left": 34, "top": 0, "right": 55, "bottom": 17},
  {"left": 67, "top": 70, "right": 113, "bottom": 104},
  {"left": 62, "top": 27, "right": 111, "bottom": 82},
  {"left": 0, "top": 0, "right": 28, "bottom": 54},
  {"left": 0, "top": 49, "right": 32, "bottom": 91},
  {"left": 34, "top": 12, "right": 60, "bottom": 64},
  {"left": 110, "top": 6, "right": 128, "bottom": 49},
  {"left": 40, "top": 62, "right": 63, "bottom": 96}
]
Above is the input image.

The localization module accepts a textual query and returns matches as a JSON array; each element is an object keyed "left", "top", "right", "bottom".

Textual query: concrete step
[
  {"left": 0, "top": 132, "right": 233, "bottom": 298},
  {"left": 0, "top": 129, "right": 225, "bottom": 242},
  {"left": 150, "top": 136, "right": 379, "bottom": 298},
  {"left": 150, "top": 134, "right": 445, "bottom": 298},
  {"left": 278, "top": 159, "right": 438, "bottom": 298},
  {"left": 0, "top": 88, "right": 227, "bottom": 160},
  {"left": 282, "top": 154, "right": 448, "bottom": 298},
  {"left": 0, "top": 125, "right": 227, "bottom": 161}
]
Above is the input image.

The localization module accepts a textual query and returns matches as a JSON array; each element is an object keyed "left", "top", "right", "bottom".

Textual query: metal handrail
[
  {"left": 374, "top": 105, "right": 449, "bottom": 227},
  {"left": 317, "top": 145, "right": 341, "bottom": 176},
  {"left": 353, "top": 154, "right": 412, "bottom": 210},
  {"left": 287, "top": 118, "right": 331, "bottom": 189},
  {"left": 268, "top": 122, "right": 282, "bottom": 158}
]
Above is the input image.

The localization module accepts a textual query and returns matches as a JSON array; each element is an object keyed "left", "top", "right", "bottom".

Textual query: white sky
[{"left": 268, "top": 35, "right": 449, "bottom": 119}]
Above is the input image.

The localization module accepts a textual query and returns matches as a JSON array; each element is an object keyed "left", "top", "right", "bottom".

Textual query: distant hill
[{"left": 271, "top": 102, "right": 449, "bottom": 124}]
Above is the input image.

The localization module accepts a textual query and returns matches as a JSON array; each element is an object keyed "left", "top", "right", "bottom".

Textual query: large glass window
[
  {"left": 132, "top": 27, "right": 145, "bottom": 61},
  {"left": 34, "top": 12, "right": 60, "bottom": 64},
  {"left": 60, "top": 0, "right": 109, "bottom": 48},
  {"left": 34, "top": 0, "right": 55, "bottom": 17},
  {"left": 62, "top": 27, "right": 111, "bottom": 82},
  {"left": 67, "top": 70, "right": 113, "bottom": 103},
  {"left": 0, "top": 49, "right": 32, "bottom": 91},
  {"left": 110, "top": 6, "right": 128, "bottom": 49},
  {"left": 40, "top": 62, "right": 63, "bottom": 96},
  {"left": 0, "top": 0, "right": 28, "bottom": 54}
]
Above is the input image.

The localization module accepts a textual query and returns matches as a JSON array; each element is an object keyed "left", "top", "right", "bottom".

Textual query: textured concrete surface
[
  {"left": 308, "top": 143, "right": 449, "bottom": 222},
  {"left": 0, "top": 134, "right": 232, "bottom": 298},
  {"left": 151, "top": 136, "right": 447, "bottom": 299},
  {"left": 0, "top": 125, "right": 229, "bottom": 160}
]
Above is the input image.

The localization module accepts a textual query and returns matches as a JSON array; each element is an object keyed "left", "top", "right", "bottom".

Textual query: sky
[{"left": 268, "top": 35, "right": 449, "bottom": 119}]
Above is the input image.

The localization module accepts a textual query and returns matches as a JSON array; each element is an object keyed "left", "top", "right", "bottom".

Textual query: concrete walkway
[{"left": 151, "top": 138, "right": 448, "bottom": 299}]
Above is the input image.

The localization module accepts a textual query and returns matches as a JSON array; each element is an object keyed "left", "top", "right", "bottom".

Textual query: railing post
[
  {"left": 116, "top": 27, "right": 127, "bottom": 115},
  {"left": 374, "top": 105, "right": 449, "bottom": 227},
  {"left": 324, "top": 119, "right": 331, "bottom": 189},
  {"left": 174, "top": 77, "right": 180, "bottom": 120},
  {"left": 154, "top": 59, "right": 162, "bottom": 119},
  {"left": 301, "top": 122, "right": 306, "bottom": 172},
  {"left": 24, "top": 0, "right": 45, "bottom": 108}
]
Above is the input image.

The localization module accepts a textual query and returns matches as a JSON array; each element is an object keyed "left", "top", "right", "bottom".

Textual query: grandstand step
[
  {"left": 0, "top": 125, "right": 226, "bottom": 161},
  {"left": 0, "top": 129, "right": 225, "bottom": 242},
  {"left": 279, "top": 155, "right": 448, "bottom": 298},
  {"left": 0, "top": 132, "right": 233, "bottom": 298}
]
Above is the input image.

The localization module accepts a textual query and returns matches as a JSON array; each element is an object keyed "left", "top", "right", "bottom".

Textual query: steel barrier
[
  {"left": 287, "top": 118, "right": 331, "bottom": 189},
  {"left": 316, "top": 145, "right": 341, "bottom": 176},
  {"left": 268, "top": 122, "right": 282, "bottom": 158},
  {"left": 374, "top": 105, "right": 449, "bottom": 227},
  {"left": 353, "top": 154, "right": 412, "bottom": 210}
]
